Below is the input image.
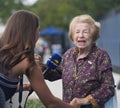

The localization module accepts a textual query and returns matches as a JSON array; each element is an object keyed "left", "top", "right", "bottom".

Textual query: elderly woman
[{"left": 45, "top": 14, "right": 115, "bottom": 108}]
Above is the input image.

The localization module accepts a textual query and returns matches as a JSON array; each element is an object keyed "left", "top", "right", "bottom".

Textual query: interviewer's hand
[
  {"left": 34, "top": 54, "right": 46, "bottom": 71},
  {"left": 16, "top": 83, "right": 32, "bottom": 92},
  {"left": 23, "top": 83, "right": 32, "bottom": 91},
  {"left": 70, "top": 98, "right": 81, "bottom": 108},
  {"left": 70, "top": 97, "right": 89, "bottom": 107},
  {"left": 34, "top": 54, "right": 42, "bottom": 64}
]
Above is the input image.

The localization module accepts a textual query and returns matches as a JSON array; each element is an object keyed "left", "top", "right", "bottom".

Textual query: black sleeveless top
[
  {"left": 0, "top": 73, "right": 19, "bottom": 101},
  {"left": 0, "top": 55, "right": 27, "bottom": 101}
]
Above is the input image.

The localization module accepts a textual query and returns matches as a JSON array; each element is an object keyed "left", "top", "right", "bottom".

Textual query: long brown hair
[{"left": 0, "top": 10, "right": 39, "bottom": 72}]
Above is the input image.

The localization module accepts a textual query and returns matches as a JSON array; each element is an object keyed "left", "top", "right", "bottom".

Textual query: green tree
[
  {"left": 0, "top": 0, "right": 25, "bottom": 23},
  {"left": 1, "top": 0, "right": 120, "bottom": 30},
  {"left": 28, "top": 0, "right": 120, "bottom": 30}
]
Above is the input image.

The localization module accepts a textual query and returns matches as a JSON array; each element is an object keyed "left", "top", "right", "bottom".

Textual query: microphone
[
  {"left": 42, "top": 53, "right": 62, "bottom": 77},
  {"left": 29, "top": 53, "right": 61, "bottom": 92}
]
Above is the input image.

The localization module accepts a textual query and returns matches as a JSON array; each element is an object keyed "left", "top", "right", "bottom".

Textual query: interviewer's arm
[{"left": 26, "top": 63, "right": 78, "bottom": 108}]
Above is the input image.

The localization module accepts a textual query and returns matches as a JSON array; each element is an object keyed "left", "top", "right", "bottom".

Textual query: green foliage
[
  {"left": 0, "top": 0, "right": 25, "bottom": 23},
  {"left": 28, "top": 0, "right": 120, "bottom": 30},
  {"left": 26, "top": 99, "right": 45, "bottom": 108},
  {"left": 1, "top": 0, "right": 120, "bottom": 30}
]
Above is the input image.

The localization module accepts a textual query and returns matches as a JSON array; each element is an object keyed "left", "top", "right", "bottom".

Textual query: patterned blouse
[
  {"left": 45, "top": 44, "right": 115, "bottom": 107},
  {"left": 60, "top": 45, "right": 115, "bottom": 107}
]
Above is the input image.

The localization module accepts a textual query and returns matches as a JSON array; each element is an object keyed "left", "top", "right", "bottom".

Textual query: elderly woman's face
[{"left": 72, "top": 22, "right": 94, "bottom": 49}]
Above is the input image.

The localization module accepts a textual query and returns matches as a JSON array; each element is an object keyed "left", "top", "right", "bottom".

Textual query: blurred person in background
[
  {"left": 35, "top": 37, "right": 45, "bottom": 59},
  {"left": 0, "top": 9, "right": 80, "bottom": 108},
  {"left": 44, "top": 14, "right": 115, "bottom": 108},
  {"left": 35, "top": 38, "right": 44, "bottom": 57}
]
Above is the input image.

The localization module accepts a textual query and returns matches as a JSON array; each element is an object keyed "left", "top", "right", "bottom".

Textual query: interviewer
[{"left": 0, "top": 10, "right": 80, "bottom": 108}]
